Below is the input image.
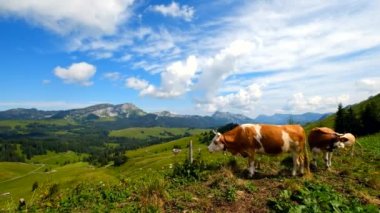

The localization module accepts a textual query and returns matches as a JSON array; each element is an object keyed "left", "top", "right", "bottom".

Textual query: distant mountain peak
[
  {"left": 253, "top": 112, "right": 330, "bottom": 124},
  {"left": 212, "top": 111, "right": 254, "bottom": 123}
]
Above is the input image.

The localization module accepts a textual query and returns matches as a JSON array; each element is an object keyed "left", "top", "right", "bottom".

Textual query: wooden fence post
[{"left": 188, "top": 140, "right": 193, "bottom": 164}]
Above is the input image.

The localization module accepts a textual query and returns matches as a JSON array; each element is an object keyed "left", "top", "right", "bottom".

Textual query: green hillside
[
  {"left": 109, "top": 127, "right": 206, "bottom": 139},
  {"left": 304, "top": 93, "right": 380, "bottom": 133},
  {"left": 1, "top": 131, "right": 379, "bottom": 211},
  {"left": 1, "top": 95, "right": 379, "bottom": 211},
  {"left": 0, "top": 119, "right": 76, "bottom": 129}
]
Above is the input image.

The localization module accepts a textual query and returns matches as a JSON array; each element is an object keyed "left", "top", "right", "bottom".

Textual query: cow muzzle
[{"left": 334, "top": 142, "right": 345, "bottom": 149}]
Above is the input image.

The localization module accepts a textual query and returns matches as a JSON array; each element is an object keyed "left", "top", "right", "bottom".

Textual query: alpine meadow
[{"left": 0, "top": 0, "right": 380, "bottom": 212}]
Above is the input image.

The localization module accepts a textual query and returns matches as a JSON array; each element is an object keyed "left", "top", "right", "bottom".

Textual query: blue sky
[{"left": 0, "top": 0, "right": 379, "bottom": 117}]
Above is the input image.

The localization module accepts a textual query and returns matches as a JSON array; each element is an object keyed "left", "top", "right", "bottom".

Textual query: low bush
[
  {"left": 268, "top": 181, "right": 378, "bottom": 213},
  {"left": 170, "top": 153, "right": 208, "bottom": 183}
]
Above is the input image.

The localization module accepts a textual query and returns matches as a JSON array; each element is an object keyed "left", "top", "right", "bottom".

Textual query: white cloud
[
  {"left": 104, "top": 72, "right": 121, "bottom": 81},
  {"left": 196, "top": 39, "right": 256, "bottom": 98},
  {"left": 54, "top": 62, "right": 96, "bottom": 86},
  {"left": 196, "top": 84, "right": 262, "bottom": 113},
  {"left": 126, "top": 77, "right": 150, "bottom": 90},
  {"left": 151, "top": 2, "right": 194, "bottom": 21},
  {"left": 356, "top": 78, "right": 380, "bottom": 94},
  {"left": 126, "top": 56, "right": 198, "bottom": 98},
  {"left": 284, "top": 93, "right": 350, "bottom": 113},
  {"left": 0, "top": 0, "right": 134, "bottom": 37},
  {"left": 119, "top": 54, "right": 132, "bottom": 62},
  {"left": 90, "top": 52, "right": 113, "bottom": 59}
]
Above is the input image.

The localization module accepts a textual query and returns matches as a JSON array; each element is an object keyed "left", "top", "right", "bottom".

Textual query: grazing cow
[
  {"left": 339, "top": 133, "right": 357, "bottom": 156},
  {"left": 208, "top": 124, "right": 309, "bottom": 177},
  {"left": 308, "top": 127, "right": 347, "bottom": 169}
]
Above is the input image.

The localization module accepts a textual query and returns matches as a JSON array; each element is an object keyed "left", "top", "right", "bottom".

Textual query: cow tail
[{"left": 303, "top": 137, "right": 311, "bottom": 176}]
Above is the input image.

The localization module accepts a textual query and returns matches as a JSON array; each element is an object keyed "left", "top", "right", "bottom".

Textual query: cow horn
[
  {"left": 212, "top": 129, "right": 218, "bottom": 135},
  {"left": 335, "top": 132, "right": 344, "bottom": 137}
]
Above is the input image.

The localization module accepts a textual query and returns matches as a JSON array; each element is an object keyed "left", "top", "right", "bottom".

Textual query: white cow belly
[{"left": 281, "top": 130, "right": 291, "bottom": 152}]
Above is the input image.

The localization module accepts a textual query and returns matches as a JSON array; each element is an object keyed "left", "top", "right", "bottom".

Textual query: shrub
[
  {"left": 32, "top": 181, "right": 39, "bottom": 192},
  {"left": 224, "top": 186, "right": 237, "bottom": 202},
  {"left": 268, "top": 181, "right": 378, "bottom": 212},
  {"left": 245, "top": 182, "right": 257, "bottom": 193},
  {"left": 170, "top": 153, "right": 207, "bottom": 182}
]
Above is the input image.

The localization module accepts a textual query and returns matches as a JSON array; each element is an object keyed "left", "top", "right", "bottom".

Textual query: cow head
[
  {"left": 338, "top": 133, "right": 355, "bottom": 147},
  {"left": 333, "top": 133, "right": 345, "bottom": 149},
  {"left": 208, "top": 130, "right": 225, "bottom": 152}
]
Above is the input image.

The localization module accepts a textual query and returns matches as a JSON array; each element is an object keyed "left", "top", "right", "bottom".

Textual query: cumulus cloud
[
  {"left": 54, "top": 62, "right": 96, "bottom": 86},
  {"left": 0, "top": 0, "right": 134, "bottom": 37},
  {"left": 196, "top": 40, "right": 256, "bottom": 98},
  {"left": 151, "top": 2, "right": 194, "bottom": 21},
  {"left": 126, "top": 56, "right": 198, "bottom": 98},
  {"left": 104, "top": 72, "right": 121, "bottom": 81},
  {"left": 284, "top": 93, "right": 350, "bottom": 113},
  {"left": 126, "top": 77, "right": 150, "bottom": 90},
  {"left": 196, "top": 84, "right": 262, "bottom": 113}
]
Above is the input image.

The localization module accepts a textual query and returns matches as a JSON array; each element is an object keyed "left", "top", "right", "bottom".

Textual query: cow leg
[
  {"left": 324, "top": 151, "right": 333, "bottom": 170},
  {"left": 247, "top": 156, "right": 255, "bottom": 178},
  {"left": 327, "top": 152, "right": 333, "bottom": 168},
  {"left": 299, "top": 154, "right": 304, "bottom": 174},
  {"left": 350, "top": 146, "right": 355, "bottom": 157},
  {"left": 312, "top": 150, "right": 318, "bottom": 169},
  {"left": 292, "top": 153, "right": 299, "bottom": 176},
  {"left": 323, "top": 151, "right": 329, "bottom": 168}
]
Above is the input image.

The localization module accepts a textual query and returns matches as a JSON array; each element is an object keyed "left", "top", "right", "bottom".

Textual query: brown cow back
[
  {"left": 221, "top": 124, "right": 305, "bottom": 155},
  {"left": 308, "top": 127, "right": 339, "bottom": 150}
]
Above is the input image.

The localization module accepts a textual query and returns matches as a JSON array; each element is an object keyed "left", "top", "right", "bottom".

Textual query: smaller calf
[
  {"left": 339, "top": 133, "right": 356, "bottom": 156},
  {"left": 308, "top": 127, "right": 346, "bottom": 169}
]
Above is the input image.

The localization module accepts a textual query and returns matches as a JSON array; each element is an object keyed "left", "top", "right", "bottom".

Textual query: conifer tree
[{"left": 334, "top": 103, "right": 345, "bottom": 133}]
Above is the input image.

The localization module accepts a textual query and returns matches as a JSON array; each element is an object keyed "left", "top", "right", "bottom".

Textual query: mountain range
[{"left": 0, "top": 103, "right": 329, "bottom": 128}]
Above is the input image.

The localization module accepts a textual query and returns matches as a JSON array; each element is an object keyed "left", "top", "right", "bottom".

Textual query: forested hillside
[{"left": 305, "top": 93, "right": 380, "bottom": 134}]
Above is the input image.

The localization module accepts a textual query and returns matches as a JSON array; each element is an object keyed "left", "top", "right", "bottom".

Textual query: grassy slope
[
  {"left": 304, "top": 93, "right": 380, "bottom": 132},
  {"left": 0, "top": 163, "right": 40, "bottom": 182},
  {"left": 116, "top": 136, "right": 226, "bottom": 179},
  {"left": 27, "top": 151, "right": 88, "bottom": 166},
  {"left": 0, "top": 119, "right": 76, "bottom": 128},
  {"left": 1, "top": 132, "right": 379, "bottom": 211},
  {"left": 109, "top": 127, "right": 206, "bottom": 139},
  {"left": 0, "top": 162, "right": 118, "bottom": 209}
]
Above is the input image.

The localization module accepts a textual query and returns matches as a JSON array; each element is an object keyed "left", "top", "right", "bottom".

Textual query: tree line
[
  {"left": 334, "top": 100, "right": 380, "bottom": 136},
  {"left": 0, "top": 122, "right": 192, "bottom": 166}
]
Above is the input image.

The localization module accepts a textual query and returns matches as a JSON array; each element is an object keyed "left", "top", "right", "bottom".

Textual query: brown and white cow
[
  {"left": 308, "top": 127, "right": 351, "bottom": 169},
  {"left": 208, "top": 124, "right": 310, "bottom": 177},
  {"left": 340, "top": 133, "right": 357, "bottom": 156}
]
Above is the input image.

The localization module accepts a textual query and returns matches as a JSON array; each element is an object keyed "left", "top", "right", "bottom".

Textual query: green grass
[
  {"left": 117, "top": 135, "right": 227, "bottom": 178},
  {"left": 0, "top": 119, "right": 76, "bottom": 128},
  {"left": 109, "top": 127, "right": 206, "bottom": 139},
  {"left": 1, "top": 132, "right": 379, "bottom": 211},
  {"left": 0, "top": 162, "right": 118, "bottom": 209},
  {"left": 0, "top": 162, "right": 40, "bottom": 182},
  {"left": 27, "top": 151, "right": 88, "bottom": 166}
]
